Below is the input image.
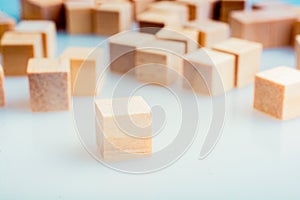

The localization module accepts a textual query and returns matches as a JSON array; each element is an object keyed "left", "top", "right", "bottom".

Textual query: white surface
[{"left": 1, "top": 32, "right": 300, "bottom": 199}]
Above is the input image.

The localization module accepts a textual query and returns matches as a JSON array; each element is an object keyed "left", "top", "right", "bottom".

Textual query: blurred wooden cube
[
  {"left": 65, "top": 2, "right": 94, "bottom": 34},
  {"left": 230, "top": 10, "right": 297, "bottom": 48},
  {"left": 60, "top": 47, "right": 104, "bottom": 96},
  {"left": 27, "top": 58, "right": 71, "bottom": 112},
  {"left": 254, "top": 66, "right": 300, "bottom": 120},
  {"left": 109, "top": 31, "right": 155, "bottom": 74},
  {"left": 1, "top": 32, "right": 43, "bottom": 76},
  {"left": 93, "top": 1, "right": 133, "bottom": 36},
  {"left": 185, "top": 19, "right": 230, "bottom": 48},
  {"left": 296, "top": 35, "right": 300, "bottom": 70},
  {"left": 183, "top": 48, "right": 235, "bottom": 96},
  {"left": 177, "top": 0, "right": 211, "bottom": 21},
  {"left": 15, "top": 20, "right": 56, "bottom": 58},
  {"left": 95, "top": 96, "right": 152, "bottom": 162},
  {"left": 0, "top": 65, "right": 5, "bottom": 107},
  {"left": 219, "top": 0, "right": 245, "bottom": 22}
]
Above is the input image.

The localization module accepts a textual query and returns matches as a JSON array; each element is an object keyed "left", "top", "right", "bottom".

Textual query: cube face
[
  {"left": 0, "top": 65, "right": 5, "bottom": 107},
  {"left": 295, "top": 35, "right": 300, "bottom": 70},
  {"left": 66, "top": 4, "right": 93, "bottom": 34},
  {"left": 220, "top": 0, "right": 245, "bottom": 22},
  {"left": 0, "top": 12, "right": 16, "bottom": 42},
  {"left": 94, "top": 10, "right": 120, "bottom": 35}
]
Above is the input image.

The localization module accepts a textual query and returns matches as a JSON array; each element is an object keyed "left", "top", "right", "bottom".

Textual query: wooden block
[
  {"left": 27, "top": 58, "right": 71, "bottom": 112},
  {"left": 0, "top": 12, "right": 16, "bottom": 40},
  {"left": 93, "top": 1, "right": 133, "bottom": 36},
  {"left": 60, "top": 47, "right": 104, "bottom": 96},
  {"left": 65, "top": 2, "right": 94, "bottom": 34},
  {"left": 109, "top": 31, "right": 155, "bottom": 74},
  {"left": 183, "top": 48, "right": 235, "bottom": 96},
  {"left": 212, "top": 38, "right": 262, "bottom": 88},
  {"left": 15, "top": 20, "right": 56, "bottom": 58},
  {"left": 20, "top": 0, "right": 65, "bottom": 28},
  {"left": 135, "top": 39, "right": 185, "bottom": 85},
  {"left": 95, "top": 96, "right": 152, "bottom": 162},
  {"left": 219, "top": 0, "right": 245, "bottom": 22},
  {"left": 1, "top": 32, "right": 43, "bottom": 76},
  {"left": 177, "top": 0, "right": 211, "bottom": 21},
  {"left": 185, "top": 19, "right": 230, "bottom": 48},
  {"left": 0, "top": 65, "right": 5, "bottom": 107},
  {"left": 129, "top": 0, "right": 155, "bottom": 20},
  {"left": 230, "top": 10, "right": 298, "bottom": 48},
  {"left": 156, "top": 27, "right": 199, "bottom": 53},
  {"left": 296, "top": 35, "right": 300, "bottom": 70},
  {"left": 254, "top": 66, "right": 300, "bottom": 120}
]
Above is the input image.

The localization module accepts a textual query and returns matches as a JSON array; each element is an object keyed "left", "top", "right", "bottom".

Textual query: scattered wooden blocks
[
  {"left": 177, "top": 0, "right": 211, "bottom": 21},
  {"left": 60, "top": 47, "right": 104, "bottom": 96},
  {"left": 230, "top": 10, "right": 298, "bottom": 48},
  {"left": 135, "top": 38, "right": 186, "bottom": 85},
  {"left": 109, "top": 31, "right": 155, "bottom": 74},
  {"left": 0, "top": 12, "right": 16, "bottom": 40},
  {"left": 219, "top": 0, "right": 246, "bottom": 22},
  {"left": 95, "top": 96, "right": 152, "bottom": 162},
  {"left": 254, "top": 66, "right": 300, "bottom": 120},
  {"left": 65, "top": 2, "right": 94, "bottom": 34},
  {"left": 27, "top": 58, "right": 71, "bottom": 112},
  {"left": 212, "top": 38, "right": 263, "bottom": 88},
  {"left": 93, "top": 1, "right": 133, "bottom": 36},
  {"left": 15, "top": 20, "right": 57, "bottom": 58},
  {"left": 0, "top": 65, "right": 5, "bottom": 107},
  {"left": 1, "top": 32, "right": 43, "bottom": 76},
  {"left": 185, "top": 19, "right": 230, "bottom": 48},
  {"left": 156, "top": 27, "right": 199, "bottom": 53},
  {"left": 183, "top": 48, "right": 235, "bottom": 96},
  {"left": 295, "top": 35, "right": 300, "bottom": 70}
]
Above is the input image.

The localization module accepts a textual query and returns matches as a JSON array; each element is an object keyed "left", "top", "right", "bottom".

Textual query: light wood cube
[
  {"left": 230, "top": 10, "right": 297, "bottom": 48},
  {"left": 93, "top": 1, "right": 133, "bottom": 36},
  {"left": 15, "top": 20, "right": 56, "bottom": 58},
  {"left": 0, "top": 12, "right": 16, "bottom": 40},
  {"left": 0, "top": 65, "right": 5, "bottom": 107},
  {"left": 109, "top": 31, "right": 155, "bottom": 74},
  {"left": 219, "top": 0, "right": 245, "bottom": 22},
  {"left": 185, "top": 19, "right": 230, "bottom": 48},
  {"left": 296, "top": 35, "right": 300, "bottom": 70},
  {"left": 177, "top": 0, "right": 211, "bottom": 21},
  {"left": 135, "top": 39, "right": 185, "bottom": 85},
  {"left": 1, "top": 32, "right": 43, "bottom": 76},
  {"left": 60, "top": 47, "right": 104, "bottom": 96},
  {"left": 254, "top": 66, "right": 300, "bottom": 120},
  {"left": 65, "top": 2, "right": 94, "bottom": 34},
  {"left": 156, "top": 27, "right": 199, "bottom": 53},
  {"left": 212, "top": 38, "right": 263, "bottom": 88},
  {"left": 183, "top": 48, "right": 235, "bottom": 96},
  {"left": 95, "top": 96, "right": 152, "bottom": 162},
  {"left": 27, "top": 58, "right": 71, "bottom": 112}
]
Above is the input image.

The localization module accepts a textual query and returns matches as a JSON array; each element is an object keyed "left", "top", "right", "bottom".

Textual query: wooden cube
[
  {"left": 183, "top": 48, "right": 235, "bottom": 96},
  {"left": 15, "top": 20, "right": 56, "bottom": 58},
  {"left": 230, "top": 10, "right": 298, "bottom": 48},
  {"left": 185, "top": 19, "right": 230, "bottom": 48},
  {"left": 1, "top": 32, "right": 43, "bottom": 76},
  {"left": 177, "top": 0, "right": 211, "bottom": 21},
  {"left": 212, "top": 38, "right": 263, "bottom": 88},
  {"left": 95, "top": 96, "right": 152, "bottom": 162},
  {"left": 65, "top": 2, "right": 94, "bottom": 34},
  {"left": 0, "top": 12, "right": 16, "bottom": 40},
  {"left": 295, "top": 35, "right": 300, "bottom": 70},
  {"left": 60, "top": 47, "right": 104, "bottom": 96},
  {"left": 27, "top": 58, "right": 71, "bottom": 112},
  {"left": 109, "top": 31, "right": 155, "bottom": 74},
  {"left": 219, "top": 0, "right": 245, "bottom": 22},
  {"left": 156, "top": 27, "right": 199, "bottom": 53},
  {"left": 254, "top": 66, "right": 300, "bottom": 120},
  {"left": 20, "top": 0, "right": 65, "bottom": 28},
  {"left": 0, "top": 65, "right": 5, "bottom": 107},
  {"left": 93, "top": 1, "right": 133, "bottom": 36}
]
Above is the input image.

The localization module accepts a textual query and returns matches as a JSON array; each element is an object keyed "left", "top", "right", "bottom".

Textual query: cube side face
[
  {"left": 29, "top": 72, "right": 70, "bottom": 112},
  {"left": 254, "top": 76, "right": 284, "bottom": 119},
  {"left": 0, "top": 68, "right": 5, "bottom": 107},
  {"left": 94, "top": 10, "right": 120, "bottom": 36},
  {"left": 66, "top": 8, "right": 92, "bottom": 34},
  {"left": 296, "top": 36, "right": 300, "bottom": 70},
  {"left": 282, "top": 82, "right": 300, "bottom": 120},
  {"left": 270, "top": 19, "right": 295, "bottom": 47},
  {"left": 202, "top": 26, "right": 230, "bottom": 48}
]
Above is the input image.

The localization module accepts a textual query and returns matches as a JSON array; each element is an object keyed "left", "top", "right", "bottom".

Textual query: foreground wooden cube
[
  {"left": 109, "top": 32, "right": 155, "bottom": 74},
  {"left": 219, "top": 0, "right": 246, "bottom": 22},
  {"left": 1, "top": 32, "right": 43, "bottom": 76},
  {"left": 254, "top": 66, "right": 300, "bottom": 120},
  {"left": 93, "top": 1, "right": 133, "bottom": 36},
  {"left": 135, "top": 39, "right": 185, "bottom": 85},
  {"left": 65, "top": 2, "right": 94, "bottom": 34},
  {"left": 0, "top": 12, "right": 16, "bottom": 40},
  {"left": 60, "top": 47, "right": 104, "bottom": 96},
  {"left": 185, "top": 20, "right": 230, "bottom": 48},
  {"left": 296, "top": 35, "right": 300, "bottom": 70},
  {"left": 230, "top": 10, "right": 297, "bottom": 48},
  {"left": 212, "top": 38, "right": 263, "bottom": 88},
  {"left": 183, "top": 48, "right": 235, "bottom": 96},
  {"left": 27, "top": 58, "right": 71, "bottom": 112},
  {"left": 95, "top": 96, "right": 152, "bottom": 162},
  {"left": 0, "top": 65, "right": 5, "bottom": 107}
]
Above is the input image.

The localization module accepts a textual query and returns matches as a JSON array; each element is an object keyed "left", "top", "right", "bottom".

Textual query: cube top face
[
  {"left": 1, "top": 31, "right": 42, "bottom": 46},
  {"left": 61, "top": 47, "right": 99, "bottom": 61},
  {"left": 149, "top": 1, "right": 187, "bottom": 14},
  {"left": 65, "top": 1, "right": 94, "bottom": 9},
  {"left": 29, "top": 0, "right": 63, "bottom": 7},
  {"left": 212, "top": 37, "right": 262, "bottom": 55},
  {"left": 156, "top": 28, "right": 196, "bottom": 42},
  {"left": 16, "top": 20, "right": 56, "bottom": 33},
  {"left": 256, "top": 66, "right": 300, "bottom": 87},
  {"left": 137, "top": 10, "right": 179, "bottom": 25},
  {"left": 95, "top": 96, "right": 151, "bottom": 118},
  {"left": 95, "top": 1, "right": 131, "bottom": 12},
  {"left": 186, "top": 20, "right": 229, "bottom": 32},
  {"left": 27, "top": 58, "right": 69, "bottom": 74},
  {"left": 109, "top": 32, "right": 155, "bottom": 47},
  {"left": 142, "top": 39, "right": 186, "bottom": 55}
]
